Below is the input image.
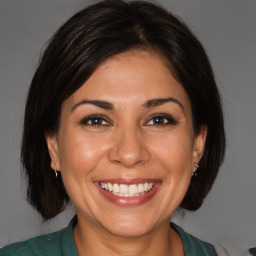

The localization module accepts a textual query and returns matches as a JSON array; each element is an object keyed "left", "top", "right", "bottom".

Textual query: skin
[{"left": 46, "top": 50, "right": 207, "bottom": 256}]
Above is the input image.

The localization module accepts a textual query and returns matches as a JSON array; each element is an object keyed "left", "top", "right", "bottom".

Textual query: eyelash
[
  {"left": 80, "top": 113, "right": 178, "bottom": 127},
  {"left": 80, "top": 114, "right": 111, "bottom": 126},
  {"left": 144, "top": 113, "right": 178, "bottom": 126}
]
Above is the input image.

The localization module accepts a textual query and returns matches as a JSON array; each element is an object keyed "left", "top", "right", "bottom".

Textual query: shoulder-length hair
[{"left": 22, "top": 0, "right": 225, "bottom": 220}]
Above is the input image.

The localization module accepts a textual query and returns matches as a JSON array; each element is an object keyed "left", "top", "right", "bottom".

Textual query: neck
[{"left": 73, "top": 215, "right": 184, "bottom": 256}]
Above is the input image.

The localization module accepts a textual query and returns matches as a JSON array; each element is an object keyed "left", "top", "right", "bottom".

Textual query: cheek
[
  {"left": 142, "top": 131, "right": 194, "bottom": 216},
  {"left": 150, "top": 130, "right": 194, "bottom": 172},
  {"left": 56, "top": 130, "right": 112, "bottom": 209},
  {"left": 57, "top": 130, "right": 110, "bottom": 179}
]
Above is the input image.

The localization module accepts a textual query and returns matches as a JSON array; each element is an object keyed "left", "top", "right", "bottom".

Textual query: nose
[{"left": 108, "top": 126, "right": 151, "bottom": 168}]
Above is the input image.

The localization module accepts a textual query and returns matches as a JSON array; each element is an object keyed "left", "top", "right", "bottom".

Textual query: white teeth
[
  {"left": 138, "top": 183, "right": 144, "bottom": 193},
  {"left": 113, "top": 184, "right": 119, "bottom": 193},
  {"left": 119, "top": 184, "right": 128, "bottom": 193},
  {"left": 129, "top": 184, "right": 137, "bottom": 194},
  {"left": 108, "top": 183, "right": 113, "bottom": 192},
  {"left": 100, "top": 182, "right": 155, "bottom": 197}
]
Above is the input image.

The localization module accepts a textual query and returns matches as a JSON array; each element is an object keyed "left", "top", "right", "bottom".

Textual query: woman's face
[{"left": 47, "top": 50, "right": 206, "bottom": 237}]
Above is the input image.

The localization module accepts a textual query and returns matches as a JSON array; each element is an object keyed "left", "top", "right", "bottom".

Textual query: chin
[
  {"left": 98, "top": 213, "right": 161, "bottom": 238},
  {"left": 105, "top": 223, "right": 152, "bottom": 238}
]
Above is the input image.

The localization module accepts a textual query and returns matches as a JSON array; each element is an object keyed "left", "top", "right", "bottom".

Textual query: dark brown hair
[{"left": 22, "top": 0, "right": 225, "bottom": 220}]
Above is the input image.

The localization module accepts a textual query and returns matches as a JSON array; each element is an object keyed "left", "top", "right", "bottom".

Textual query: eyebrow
[
  {"left": 143, "top": 97, "right": 184, "bottom": 112},
  {"left": 71, "top": 99, "right": 114, "bottom": 111},
  {"left": 71, "top": 97, "right": 184, "bottom": 112}
]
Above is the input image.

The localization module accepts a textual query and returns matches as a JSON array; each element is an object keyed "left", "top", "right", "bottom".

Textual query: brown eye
[
  {"left": 146, "top": 114, "right": 178, "bottom": 126},
  {"left": 151, "top": 116, "right": 168, "bottom": 125},
  {"left": 80, "top": 115, "right": 110, "bottom": 126}
]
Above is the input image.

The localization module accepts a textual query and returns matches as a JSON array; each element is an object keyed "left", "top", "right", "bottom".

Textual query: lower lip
[{"left": 95, "top": 181, "right": 161, "bottom": 207}]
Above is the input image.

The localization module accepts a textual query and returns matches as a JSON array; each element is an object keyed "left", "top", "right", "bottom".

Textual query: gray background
[{"left": 0, "top": 0, "right": 255, "bottom": 251}]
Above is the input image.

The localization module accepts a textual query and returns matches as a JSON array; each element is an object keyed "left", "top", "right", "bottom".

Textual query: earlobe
[
  {"left": 45, "top": 133, "right": 60, "bottom": 171},
  {"left": 192, "top": 126, "right": 207, "bottom": 167}
]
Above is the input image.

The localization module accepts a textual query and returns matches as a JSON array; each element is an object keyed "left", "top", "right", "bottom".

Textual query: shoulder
[
  {"left": 0, "top": 222, "right": 76, "bottom": 256},
  {"left": 0, "top": 230, "right": 65, "bottom": 256},
  {"left": 249, "top": 247, "right": 256, "bottom": 256},
  {"left": 0, "top": 241, "right": 33, "bottom": 256},
  {"left": 171, "top": 222, "right": 217, "bottom": 256}
]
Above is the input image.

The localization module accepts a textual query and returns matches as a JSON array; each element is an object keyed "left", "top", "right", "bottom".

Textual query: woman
[{"left": 0, "top": 0, "right": 225, "bottom": 255}]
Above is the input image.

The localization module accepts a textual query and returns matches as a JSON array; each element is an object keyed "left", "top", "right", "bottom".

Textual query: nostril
[{"left": 108, "top": 135, "right": 151, "bottom": 168}]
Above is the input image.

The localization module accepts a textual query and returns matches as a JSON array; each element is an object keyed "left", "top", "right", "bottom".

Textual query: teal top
[
  {"left": 249, "top": 247, "right": 256, "bottom": 256},
  {"left": 0, "top": 217, "right": 217, "bottom": 256}
]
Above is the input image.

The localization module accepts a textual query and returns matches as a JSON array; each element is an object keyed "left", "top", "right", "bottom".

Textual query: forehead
[{"left": 63, "top": 50, "right": 191, "bottom": 113}]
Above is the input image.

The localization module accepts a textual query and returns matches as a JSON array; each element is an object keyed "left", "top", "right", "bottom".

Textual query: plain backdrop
[{"left": 0, "top": 0, "right": 255, "bottom": 252}]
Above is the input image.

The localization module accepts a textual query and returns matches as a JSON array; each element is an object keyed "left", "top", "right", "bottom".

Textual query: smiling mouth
[
  {"left": 96, "top": 179, "right": 161, "bottom": 206},
  {"left": 99, "top": 182, "right": 155, "bottom": 197}
]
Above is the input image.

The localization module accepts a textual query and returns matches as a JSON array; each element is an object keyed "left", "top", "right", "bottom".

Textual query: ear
[
  {"left": 192, "top": 126, "right": 207, "bottom": 172},
  {"left": 45, "top": 132, "right": 60, "bottom": 171}
]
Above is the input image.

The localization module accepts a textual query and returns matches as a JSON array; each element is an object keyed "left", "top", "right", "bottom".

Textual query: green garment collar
[{"left": 0, "top": 216, "right": 216, "bottom": 256}]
